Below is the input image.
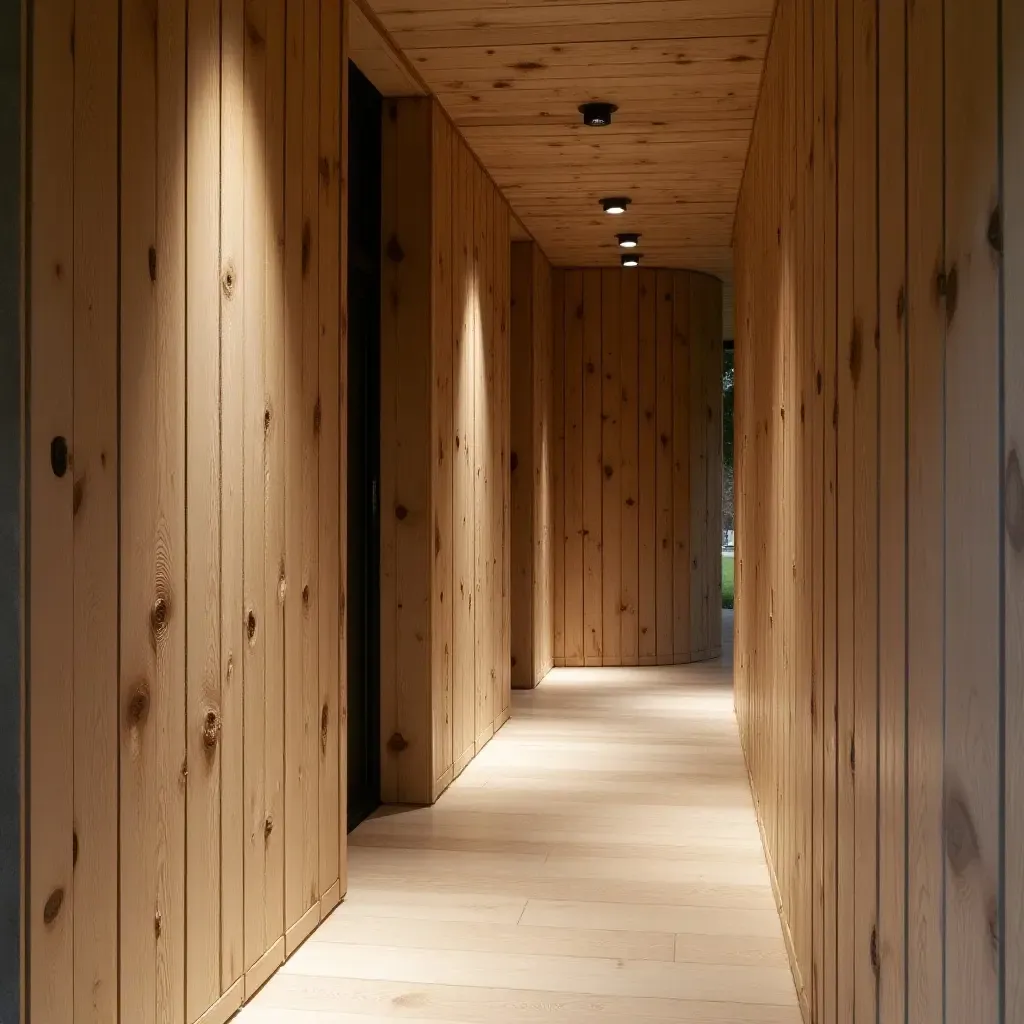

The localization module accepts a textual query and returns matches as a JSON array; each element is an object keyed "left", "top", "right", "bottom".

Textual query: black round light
[
  {"left": 600, "top": 197, "right": 632, "bottom": 215},
  {"left": 617, "top": 233, "right": 641, "bottom": 249},
  {"left": 621, "top": 253, "right": 642, "bottom": 267},
  {"left": 579, "top": 101, "right": 617, "bottom": 127}
]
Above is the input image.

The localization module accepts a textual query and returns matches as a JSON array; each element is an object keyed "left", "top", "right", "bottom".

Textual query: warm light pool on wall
[
  {"left": 579, "top": 102, "right": 617, "bottom": 127},
  {"left": 617, "top": 233, "right": 640, "bottom": 248},
  {"left": 601, "top": 197, "right": 631, "bottom": 215},
  {"left": 621, "top": 253, "right": 642, "bottom": 267}
]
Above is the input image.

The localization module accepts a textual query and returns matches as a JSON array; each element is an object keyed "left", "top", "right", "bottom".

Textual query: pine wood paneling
[
  {"left": 1005, "top": 3, "right": 1024, "bottom": 1018},
  {"left": 29, "top": 0, "right": 75, "bottom": 1016},
  {"left": 362, "top": 0, "right": 772, "bottom": 270},
  {"left": 510, "top": 240, "right": 555, "bottom": 690},
  {"left": 186, "top": 0, "right": 224, "bottom": 1015},
  {"left": 552, "top": 270, "right": 566, "bottom": 667},
  {"left": 734, "top": 1, "right": 1018, "bottom": 1021},
  {"left": 380, "top": 97, "right": 513, "bottom": 802},
  {"left": 27, "top": 2, "right": 349, "bottom": 1020},
  {"left": 551, "top": 268, "right": 722, "bottom": 669}
]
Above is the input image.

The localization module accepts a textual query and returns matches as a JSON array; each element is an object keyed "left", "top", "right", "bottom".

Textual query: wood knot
[
  {"left": 625, "top": 497, "right": 635, "bottom": 507},
  {"left": 150, "top": 596, "right": 170, "bottom": 637},
  {"left": 264, "top": 407, "right": 272, "bottom": 434},
  {"left": 72, "top": 476, "right": 85, "bottom": 517},
  {"left": 264, "top": 815, "right": 274, "bottom": 839},
  {"left": 386, "top": 235, "right": 405, "bottom": 263},
  {"left": 154, "top": 909, "right": 162, "bottom": 938},
  {"left": 278, "top": 562, "right": 287, "bottom": 604},
  {"left": 586, "top": 361, "right": 595, "bottom": 374},
  {"left": 1005, "top": 448, "right": 1024, "bottom": 552},
  {"left": 944, "top": 782, "right": 980, "bottom": 875},
  {"left": 987, "top": 205, "right": 1003, "bottom": 254},
  {"left": 72, "top": 830, "right": 79, "bottom": 868},
  {"left": 869, "top": 926, "right": 879, "bottom": 976},
  {"left": 816, "top": 370, "right": 823, "bottom": 394},
  {"left": 246, "top": 609, "right": 257, "bottom": 643},
  {"left": 604, "top": 465, "right": 613, "bottom": 479},
  {"left": 202, "top": 708, "right": 221, "bottom": 750},
  {"left": 510, "top": 451, "right": 519, "bottom": 472},
  {"left": 301, "top": 220, "right": 311, "bottom": 276},
  {"left": 510, "top": 655, "right": 517, "bottom": 668},
  {"left": 127, "top": 680, "right": 151, "bottom": 729},
  {"left": 43, "top": 886, "right": 64, "bottom": 926},
  {"left": 50, "top": 435, "right": 69, "bottom": 478},
  {"left": 943, "top": 264, "right": 959, "bottom": 325},
  {"left": 660, "top": 433, "right": 669, "bottom": 448},
  {"left": 221, "top": 261, "right": 236, "bottom": 298},
  {"left": 320, "top": 703, "right": 329, "bottom": 751},
  {"left": 319, "top": 155, "right": 330, "bottom": 184},
  {"left": 148, "top": 245, "right": 157, "bottom": 283},
  {"left": 387, "top": 732, "right": 408, "bottom": 753},
  {"left": 302, "top": 584, "right": 310, "bottom": 606},
  {"left": 313, "top": 397, "right": 322, "bottom": 435},
  {"left": 848, "top": 320, "right": 863, "bottom": 387},
  {"left": 395, "top": 504, "right": 408, "bottom": 521}
]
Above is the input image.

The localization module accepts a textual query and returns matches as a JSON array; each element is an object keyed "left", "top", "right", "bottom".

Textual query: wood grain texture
[
  {"left": 1005, "top": 3, "right": 1023, "bottom": 1020},
  {"left": 735, "top": 0, "right": 1015, "bottom": 1021},
  {"left": 360, "top": 0, "right": 772, "bottom": 270},
  {"left": 238, "top": 646, "right": 801, "bottom": 1024},
  {"left": 72, "top": 0, "right": 120, "bottom": 1019},
  {"left": 552, "top": 268, "right": 722, "bottom": 669},
  {"left": 27, "top": 2, "right": 347, "bottom": 1020}
]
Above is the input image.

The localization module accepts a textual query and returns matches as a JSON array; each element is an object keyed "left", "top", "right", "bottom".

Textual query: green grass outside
[{"left": 722, "top": 552, "right": 734, "bottom": 610}]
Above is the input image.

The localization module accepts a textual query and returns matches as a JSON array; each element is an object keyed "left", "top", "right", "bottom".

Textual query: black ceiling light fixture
[
  {"left": 600, "top": 196, "right": 632, "bottom": 215},
  {"left": 617, "top": 232, "right": 641, "bottom": 249},
  {"left": 621, "top": 252, "right": 642, "bottom": 268},
  {"left": 579, "top": 101, "right": 617, "bottom": 127}
]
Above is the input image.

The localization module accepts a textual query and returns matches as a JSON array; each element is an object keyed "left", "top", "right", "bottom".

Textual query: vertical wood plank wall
[
  {"left": 510, "top": 240, "right": 555, "bottom": 690},
  {"left": 27, "top": 3, "right": 349, "bottom": 1022},
  {"left": 380, "top": 97, "right": 511, "bottom": 805},
  {"left": 551, "top": 269, "right": 723, "bottom": 669},
  {"left": 733, "top": 0, "right": 1021, "bottom": 1021}
]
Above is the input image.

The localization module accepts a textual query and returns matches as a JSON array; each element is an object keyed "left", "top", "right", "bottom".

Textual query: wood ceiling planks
[{"left": 363, "top": 0, "right": 772, "bottom": 270}]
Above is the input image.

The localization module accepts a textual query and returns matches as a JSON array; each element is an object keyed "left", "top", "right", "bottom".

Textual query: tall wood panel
[
  {"left": 734, "top": 0, "right": 1019, "bottom": 1020},
  {"left": 510, "top": 240, "right": 555, "bottom": 690},
  {"left": 380, "top": 97, "right": 512, "bottom": 804},
  {"left": 27, "top": 3, "right": 349, "bottom": 1022},
  {"left": 551, "top": 268, "right": 723, "bottom": 669}
]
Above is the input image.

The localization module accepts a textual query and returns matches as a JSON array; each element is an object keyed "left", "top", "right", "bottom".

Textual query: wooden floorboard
[{"left": 238, "top": 612, "right": 800, "bottom": 1022}]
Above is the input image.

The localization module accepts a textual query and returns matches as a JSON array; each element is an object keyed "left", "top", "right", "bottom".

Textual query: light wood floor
[{"left": 238, "top": 614, "right": 800, "bottom": 1023}]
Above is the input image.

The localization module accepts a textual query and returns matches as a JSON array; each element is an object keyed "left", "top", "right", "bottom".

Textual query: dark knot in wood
[
  {"left": 943, "top": 264, "right": 959, "bottom": 326},
  {"left": 264, "top": 407, "right": 272, "bottom": 434},
  {"left": 72, "top": 830, "right": 79, "bottom": 868},
  {"left": 148, "top": 246, "right": 157, "bottom": 283},
  {"left": 510, "top": 451, "right": 519, "bottom": 472},
  {"left": 222, "top": 262, "right": 236, "bottom": 298},
  {"left": 604, "top": 465, "right": 614, "bottom": 479},
  {"left": 43, "top": 887, "right": 64, "bottom": 926},
  {"left": 127, "top": 680, "right": 151, "bottom": 729},
  {"left": 246, "top": 610, "right": 257, "bottom": 643},
  {"left": 319, "top": 155, "right": 330, "bottom": 184},
  {"left": 73, "top": 476, "right": 85, "bottom": 517},
  {"left": 1005, "top": 449, "right": 1024, "bottom": 552},
  {"left": 150, "top": 596, "right": 169, "bottom": 637},
  {"left": 816, "top": 370, "right": 823, "bottom": 394},
  {"left": 301, "top": 220, "right": 311, "bottom": 276},
  {"left": 987, "top": 205, "right": 1003, "bottom": 254},
  {"left": 387, "top": 732, "right": 409, "bottom": 753},
  {"left": 944, "top": 783, "right": 980, "bottom": 875},
  {"left": 264, "top": 815, "right": 274, "bottom": 839},
  {"left": 50, "top": 436, "right": 69, "bottom": 478},
  {"left": 154, "top": 909, "right": 162, "bottom": 938},
  {"left": 202, "top": 709, "right": 221, "bottom": 750},
  {"left": 302, "top": 585, "right": 310, "bottom": 606},
  {"left": 395, "top": 504, "right": 408, "bottom": 521},
  {"left": 321, "top": 704, "right": 329, "bottom": 752}
]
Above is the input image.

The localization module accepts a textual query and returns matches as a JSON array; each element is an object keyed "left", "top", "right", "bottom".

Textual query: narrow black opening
[{"left": 346, "top": 61, "right": 382, "bottom": 831}]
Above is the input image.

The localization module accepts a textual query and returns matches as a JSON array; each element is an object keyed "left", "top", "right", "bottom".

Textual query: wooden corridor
[{"left": 238, "top": 615, "right": 801, "bottom": 1023}]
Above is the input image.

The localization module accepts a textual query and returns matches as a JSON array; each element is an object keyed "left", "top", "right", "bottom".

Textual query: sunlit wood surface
[{"left": 239, "top": 614, "right": 800, "bottom": 1023}]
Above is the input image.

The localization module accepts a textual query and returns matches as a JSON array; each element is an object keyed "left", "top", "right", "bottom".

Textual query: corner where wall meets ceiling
[{"left": 360, "top": 0, "right": 774, "bottom": 274}]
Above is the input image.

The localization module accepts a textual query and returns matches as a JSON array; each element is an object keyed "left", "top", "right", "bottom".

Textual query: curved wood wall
[
  {"left": 733, "top": 0, "right": 1022, "bottom": 1020},
  {"left": 551, "top": 269, "right": 723, "bottom": 668}
]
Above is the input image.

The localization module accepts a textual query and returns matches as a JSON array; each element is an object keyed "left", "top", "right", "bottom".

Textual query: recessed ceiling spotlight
[
  {"left": 600, "top": 197, "right": 631, "bottom": 215},
  {"left": 617, "top": 233, "right": 641, "bottom": 249},
  {"left": 621, "top": 253, "right": 642, "bottom": 267},
  {"left": 579, "top": 101, "right": 618, "bottom": 127}
]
